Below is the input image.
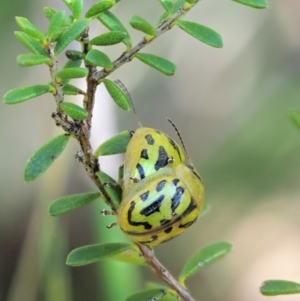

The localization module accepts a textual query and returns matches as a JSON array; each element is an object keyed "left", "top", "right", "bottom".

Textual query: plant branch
[
  {"left": 138, "top": 244, "right": 196, "bottom": 301},
  {"left": 92, "top": 0, "right": 200, "bottom": 82}
]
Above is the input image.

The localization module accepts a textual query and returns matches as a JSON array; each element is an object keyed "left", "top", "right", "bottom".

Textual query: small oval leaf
[
  {"left": 85, "top": 0, "right": 115, "bottom": 18},
  {"left": 129, "top": 15, "right": 156, "bottom": 36},
  {"left": 112, "top": 246, "right": 146, "bottom": 265},
  {"left": 44, "top": 7, "right": 58, "bottom": 21},
  {"left": 56, "top": 67, "right": 88, "bottom": 79},
  {"left": 49, "top": 192, "right": 102, "bottom": 216},
  {"left": 159, "top": 0, "right": 173, "bottom": 13},
  {"left": 176, "top": 20, "right": 223, "bottom": 48},
  {"left": 24, "top": 134, "right": 71, "bottom": 182},
  {"left": 17, "top": 54, "right": 51, "bottom": 67},
  {"left": 59, "top": 102, "right": 88, "bottom": 120},
  {"left": 72, "top": 0, "right": 84, "bottom": 19},
  {"left": 94, "top": 130, "right": 132, "bottom": 157},
  {"left": 67, "top": 243, "right": 135, "bottom": 266},
  {"left": 179, "top": 241, "right": 233, "bottom": 283},
  {"left": 232, "top": 0, "right": 268, "bottom": 8},
  {"left": 47, "top": 11, "right": 66, "bottom": 39},
  {"left": 85, "top": 49, "right": 113, "bottom": 69},
  {"left": 15, "top": 16, "right": 45, "bottom": 42},
  {"left": 4, "top": 85, "right": 51, "bottom": 104},
  {"left": 62, "top": 84, "right": 85, "bottom": 95},
  {"left": 65, "top": 50, "right": 85, "bottom": 60},
  {"left": 90, "top": 31, "right": 125, "bottom": 46},
  {"left": 97, "top": 11, "right": 132, "bottom": 48},
  {"left": 61, "top": 58, "right": 83, "bottom": 85},
  {"left": 125, "top": 289, "right": 166, "bottom": 301},
  {"left": 14, "top": 31, "right": 46, "bottom": 55},
  {"left": 134, "top": 53, "right": 176, "bottom": 76},
  {"left": 96, "top": 170, "right": 122, "bottom": 209},
  {"left": 102, "top": 79, "right": 132, "bottom": 111},
  {"left": 54, "top": 19, "right": 89, "bottom": 54},
  {"left": 260, "top": 280, "right": 300, "bottom": 296}
]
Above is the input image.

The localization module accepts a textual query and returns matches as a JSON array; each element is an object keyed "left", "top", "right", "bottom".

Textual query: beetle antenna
[
  {"left": 167, "top": 118, "right": 193, "bottom": 165},
  {"left": 114, "top": 79, "right": 142, "bottom": 128}
]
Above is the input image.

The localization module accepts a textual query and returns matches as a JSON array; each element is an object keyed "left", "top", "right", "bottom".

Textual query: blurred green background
[{"left": 1, "top": 0, "right": 300, "bottom": 301}]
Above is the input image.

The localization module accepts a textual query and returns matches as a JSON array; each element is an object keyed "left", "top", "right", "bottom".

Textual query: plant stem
[{"left": 138, "top": 244, "right": 196, "bottom": 301}]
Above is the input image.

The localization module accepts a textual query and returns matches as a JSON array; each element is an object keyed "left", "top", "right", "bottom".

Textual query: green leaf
[
  {"left": 63, "top": 0, "right": 74, "bottom": 11},
  {"left": 47, "top": 11, "right": 66, "bottom": 40},
  {"left": 44, "top": 7, "right": 58, "bottom": 21},
  {"left": 24, "top": 134, "right": 71, "bottom": 182},
  {"left": 54, "top": 19, "right": 89, "bottom": 54},
  {"left": 62, "top": 84, "right": 85, "bottom": 95},
  {"left": 67, "top": 243, "right": 135, "bottom": 266},
  {"left": 111, "top": 246, "right": 146, "bottom": 265},
  {"left": 90, "top": 31, "right": 125, "bottom": 46},
  {"left": 4, "top": 85, "right": 52, "bottom": 104},
  {"left": 134, "top": 53, "right": 176, "bottom": 76},
  {"left": 15, "top": 17, "right": 45, "bottom": 42},
  {"left": 17, "top": 54, "right": 51, "bottom": 67},
  {"left": 59, "top": 102, "right": 88, "bottom": 120},
  {"left": 72, "top": 0, "right": 83, "bottom": 19},
  {"left": 158, "top": 0, "right": 173, "bottom": 13},
  {"left": 158, "top": 0, "right": 185, "bottom": 24},
  {"left": 102, "top": 79, "right": 132, "bottom": 111},
  {"left": 179, "top": 241, "right": 233, "bottom": 283},
  {"left": 85, "top": 0, "right": 115, "bottom": 18},
  {"left": 56, "top": 67, "right": 88, "bottom": 79},
  {"left": 125, "top": 289, "right": 166, "bottom": 301},
  {"left": 14, "top": 31, "right": 46, "bottom": 55},
  {"left": 260, "top": 280, "right": 300, "bottom": 296},
  {"left": 61, "top": 58, "right": 82, "bottom": 85},
  {"left": 129, "top": 15, "right": 156, "bottom": 36},
  {"left": 232, "top": 0, "right": 268, "bottom": 8},
  {"left": 176, "top": 20, "right": 223, "bottom": 48},
  {"left": 49, "top": 192, "right": 102, "bottom": 216},
  {"left": 288, "top": 110, "right": 300, "bottom": 130},
  {"left": 96, "top": 170, "right": 122, "bottom": 209},
  {"left": 97, "top": 11, "right": 132, "bottom": 48},
  {"left": 145, "top": 283, "right": 177, "bottom": 301},
  {"left": 85, "top": 49, "right": 113, "bottom": 69},
  {"left": 94, "top": 130, "right": 132, "bottom": 157},
  {"left": 65, "top": 50, "right": 85, "bottom": 60}
]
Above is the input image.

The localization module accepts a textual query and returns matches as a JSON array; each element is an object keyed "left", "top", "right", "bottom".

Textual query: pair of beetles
[{"left": 103, "top": 123, "right": 205, "bottom": 248}]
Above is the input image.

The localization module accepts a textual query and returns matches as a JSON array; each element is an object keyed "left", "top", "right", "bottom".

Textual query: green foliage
[
  {"left": 102, "top": 79, "right": 132, "bottom": 110},
  {"left": 62, "top": 84, "right": 85, "bottom": 95},
  {"left": 129, "top": 15, "right": 156, "bottom": 36},
  {"left": 59, "top": 102, "right": 88, "bottom": 120},
  {"left": 14, "top": 31, "right": 46, "bottom": 55},
  {"left": 63, "top": 0, "right": 83, "bottom": 19},
  {"left": 134, "top": 53, "right": 176, "bottom": 76},
  {"left": 179, "top": 242, "right": 233, "bottom": 285},
  {"left": 97, "top": 11, "right": 132, "bottom": 48},
  {"left": 24, "top": 134, "right": 71, "bottom": 182},
  {"left": 85, "top": 49, "right": 113, "bottom": 68},
  {"left": 232, "top": 0, "right": 268, "bottom": 9},
  {"left": 56, "top": 67, "right": 88, "bottom": 79},
  {"left": 54, "top": 19, "right": 89, "bottom": 54},
  {"left": 4, "top": 84, "right": 52, "bottom": 104},
  {"left": 90, "top": 31, "right": 126, "bottom": 46},
  {"left": 260, "top": 280, "right": 300, "bottom": 296},
  {"left": 17, "top": 54, "right": 52, "bottom": 67},
  {"left": 15, "top": 17, "right": 45, "bottom": 42},
  {"left": 176, "top": 20, "right": 223, "bottom": 48},
  {"left": 94, "top": 130, "right": 132, "bottom": 156},
  {"left": 158, "top": 0, "right": 173, "bottom": 13},
  {"left": 49, "top": 192, "right": 102, "bottom": 216},
  {"left": 85, "top": 0, "right": 115, "bottom": 18},
  {"left": 96, "top": 170, "right": 122, "bottom": 209},
  {"left": 47, "top": 11, "right": 66, "bottom": 40},
  {"left": 67, "top": 242, "right": 138, "bottom": 266}
]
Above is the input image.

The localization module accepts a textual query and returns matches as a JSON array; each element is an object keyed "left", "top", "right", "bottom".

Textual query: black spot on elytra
[
  {"left": 138, "top": 234, "right": 158, "bottom": 244},
  {"left": 145, "top": 134, "right": 154, "bottom": 145},
  {"left": 156, "top": 180, "right": 166, "bottom": 192},
  {"left": 171, "top": 186, "right": 184, "bottom": 213},
  {"left": 127, "top": 201, "right": 152, "bottom": 230},
  {"left": 140, "top": 191, "right": 150, "bottom": 201},
  {"left": 179, "top": 217, "right": 198, "bottom": 229},
  {"left": 136, "top": 163, "right": 145, "bottom": 179},
  {"left": 186, "top": 164, "right": 202, "bottom": 182},
  {"left": 160, "top": 219, "right": 171, "bottom": 226},
  {"left": 164, "top": 227, "right": 173, "bottom": 234},
  {"left": 140, "top": 149, "right": 149, "bottom": 159},
  {"left": 154, "top": 146, "right": 169, "bottom": 171},
  {"left": 172, "top": 179, "right": 180, "bottom": 186},
  {"left": 140, "top": 195, "right": 164, "bottom": 216}
]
